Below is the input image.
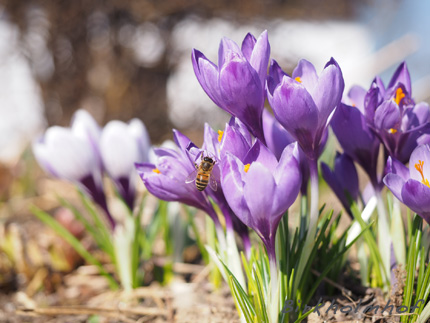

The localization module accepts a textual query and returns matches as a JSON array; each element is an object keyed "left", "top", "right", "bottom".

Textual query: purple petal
[
  {"left": 388, "top": 62, "right": 412, "bottom": 95},
  {"left": 241, "top": 32, "right": 256, "bottom": 61},
  {"left": 220, "top": 122, "right": 251, "bottom": 161},
  {"left": 221, "top": 153, "right": 250, "bottom": 217},
  {"left": 173, "top": 129, "right": 193, "bottom": 152},
  {"left": 243, "top": 139, "right": 278, "bottom": 172},
  {"left": 374, "top": 100, "right": 401, "bottom": 130},
  {"left": 384, "top": 173, "right": 406, "bottom": 203},
  {"left": 202, "top": 123, "right": 220, "bottom": 159},
  {"left": 311, "top": 58, "right": 345, "bottom": 131},
  {"left": 218, "top": 37, "right": 241, "bottom": 68},
  {"left": 267, "top": 59, "right": 289, "bottom": 95},
  {"left": 386, "top": 156, "right": 410, "bottom": 181},
  {"left": 272, "top": 143, "right": 301, "bottom": 215},
  {"left": 334, "top": 153, "right": 359, "bottom": 200},
  {"left": 191, "top": 49, "right": 224, "bottom": 109},
  {"left": 402, "top": 179, "right": 430, "bottom": 224},
  {"left": 268, "top": 75, "right": 319, "bottom": 154},
  {"left": 292, "top": 59, "right": 318, "bottom": 91},
  {"left": 364, "top": 84, "right": 382, "bottom": 125},
  {"left": 409, "top": 144, "right": 430, "bottom": 182},
  {"left": 219, "top": 54, "right": 265, "bottom": 139},
  {"left": 248, "top": 30, "right": 270, "bottom": 87},
  {"left": 243, "top": 162, "right": 276, "bottom": 239},
  {"left": 347, "top": 85, "right": 366, "bottom": 113},
  {"left": 262, "top": 109, "right": 295, "bottom": 159}
]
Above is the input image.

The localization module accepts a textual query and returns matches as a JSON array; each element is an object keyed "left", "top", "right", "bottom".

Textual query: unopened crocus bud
[
  {"left": 33, "top": 110, "right": 114, "bottom": 228},
  {"left": 321, "top": 153, "right": 359, "bottom": 217},
  {"left": 100, "top": 119, "right": 151, "bottom": 210}
]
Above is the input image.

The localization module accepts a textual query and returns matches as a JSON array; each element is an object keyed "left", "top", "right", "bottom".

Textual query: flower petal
[
  {"left": 292, "top": 59, "right": 318, "bottom": 91},
  {"left": 409, "top": 144, "right": 430, "bottom": 182},
  {"left": 243, "top": 162, "right": 276, "bottom": 240},
  {"left": 248, "top": 30, "right": 270, "bottom": 88},
  {"left": 402, "top": 179, "right": 430, "bottom": 224},
  {"left": 191, "top": 49, "right": 224, "bottom": 109},
  {"left": 384, "top": 173, "right": 406, "bottom": 203},
  {"left": 388, "top": 62, "right": 412, "bottom": 95},
  {"left": 311, "top": 58, "right": 345, "bottom": 131},
  {"left": 241, "top": 32, "right": 256, "bottom": 61},
  {"left": 374, "top": 100, "right": 401, "bottom": 130},
  {"left": 243, "top": 139, "right": 278, "bottom": 172},
  {"left": 221, "top": 153, "right": 250, "bottom": 218},
  {"left": 268, "top": 75, "right": 319, "bottom": 154}
]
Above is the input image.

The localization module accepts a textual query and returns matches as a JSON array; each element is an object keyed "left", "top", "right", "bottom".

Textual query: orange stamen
[
  {"left": 294, "top": 76, "right": 302, "bottom": 83},
  {"left": 389, "top": 128, "right": 398, "bottom": 134},
  {"left": 415, "top": 160, "right": 430, "bottom": 187},
  {"left": 152, "top": 168, "right": 161, "bottom": 174},
  {"left": 244, "top": 164, "right": 250, "bottom": 173},
  {"left": 394, "top": 87, "right": 405, "bottom": 105},
  {"left": 218, "top": 130, "right": 224, "bottom": 143}
]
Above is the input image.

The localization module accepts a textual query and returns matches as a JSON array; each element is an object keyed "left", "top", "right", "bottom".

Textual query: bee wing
[
  {"left": 209, "top": 165, "right": 220, "bottom": 191},
  {"left": 185, "top": 168, "right": 199, "bottom": 184},
  {"left": 209, "top": 174, "right": 217, "bottom": 191}
]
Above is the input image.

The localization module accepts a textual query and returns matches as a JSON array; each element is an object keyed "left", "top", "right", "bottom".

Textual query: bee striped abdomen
[{"left": 196, "top": 172, "right": 210, "bottom": 191}]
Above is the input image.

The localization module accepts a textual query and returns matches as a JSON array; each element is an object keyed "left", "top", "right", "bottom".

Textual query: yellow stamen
[
  {"left": 393, "top": 87, "right": 405, "bottom": 105},
  {"left": 152, "top": 168, "right": 161, "bottom": 174},
  {"left": 414, "top": 160, "right": 430, "bottom": 187},
  {"left": 294, "top": 76, "right": 302, "bottom": 83},
  {"left": 218, "top": 130, "right": 224, "bottom": 143},
  {"left": 244, "top": 164, "right": 250, "bottom": 173},
  {"left": 389, "top": 128, "right": 398, "bottom": 134}
]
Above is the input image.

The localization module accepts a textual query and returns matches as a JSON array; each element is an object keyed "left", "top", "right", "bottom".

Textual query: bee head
[{"left": 203, "top": 157, "right": 214, "bottom": 164}]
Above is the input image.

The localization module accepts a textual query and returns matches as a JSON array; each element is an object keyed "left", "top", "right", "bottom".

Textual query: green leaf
[{"left": 31, "top": 206, "right": 118, "bottom": 289}]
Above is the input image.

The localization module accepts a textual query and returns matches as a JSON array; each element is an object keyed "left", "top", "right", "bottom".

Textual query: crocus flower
[
  {"left": 135, "top": 129, "right": 220, "bottom": 225},
  {"left": 192, "top": 31, "right": 270, "bottom": 142},
  {"left": 384, "top": 144, "right": 430, "bottom": 224},
  {"left": 221, "top": 140, "right": 301, "bottom": 263},
  {"left": 363, "top": 62, "right": 430, "bottom": 164},
  {"left": 33, "top": 110, "right": 115, "bottom": 228},
  {"left": 321, "top": 152, "right": 359, "bottom": 217},
  {"left": 267, "top": 58, "right": 344, "bottom": 160},
  {"left": 100, "top": 119, "right": 151, "bottom": 210},
  {"left": 262, "top": 109, "right": 330, "bottom": 195},
  {"left": 331, "top": 101, "right": 381, "bottom": 188},
  {"left": 200, "top": 120, "right": 252, "bottom": 252}
]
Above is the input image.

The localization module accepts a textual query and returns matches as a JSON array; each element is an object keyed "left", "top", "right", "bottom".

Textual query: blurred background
[
  {"left": 0, "top": 0, "right": 429, "bottom": 316},
  {"left": 0, "top": 0, "right": 429, "bottom": 168}
]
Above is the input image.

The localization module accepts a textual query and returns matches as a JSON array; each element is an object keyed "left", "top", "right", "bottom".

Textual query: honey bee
[{"left": 185, "top": 155, "right": 218, "bottom": 191}]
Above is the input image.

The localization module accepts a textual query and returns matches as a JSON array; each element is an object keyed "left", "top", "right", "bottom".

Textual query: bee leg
[{"left": 194, "top": 163, "right": 198, "bottom": 169}]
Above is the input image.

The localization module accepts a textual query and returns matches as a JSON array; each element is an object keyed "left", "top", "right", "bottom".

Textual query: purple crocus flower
[
  {"left": 221, "top": 140, "right": 301, "bottom": 263},
  {"left": 267, "top": 58, "right": 344, "bottom": 160},
  {"left": 135, "top": 129, "right": 220, "bottom": 226},
  {"left": 331, "top": 101, "right": 381, "bottom": 189},
  {"left": 196, "top": 120, "right": 253, "bottom": 252},
  {"left": 33, "top": 109, "right": 115, "bottom": 228},
  {"left": 100, "top": 119, "right": 151, "bottom": 210},
  {"left": 262, "top": 109, "right": 331, "bottom": 195},
  {"left": 384, "top": 144, "right": 430, "bottom": 224},
  {"left": 321, "top": 152, "right": 359, "bottom": 217},
  {"left": 192, "top": 31, "right": 270, "bottom": 143},
  {"left": 363, "top": 62, "right": 430, "bottom": 164}
]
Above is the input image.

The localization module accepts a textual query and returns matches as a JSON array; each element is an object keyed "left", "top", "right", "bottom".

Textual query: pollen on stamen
[
  {"left": 415, "top": 160, "right": 430, "bottom": 187},
  {"left": 393, "top": 87, "right": 405, "bottom": 105},
  {"left": 294, "top": 76, "right": 302, "bottom": 83},
  {"left": 218, "top": 130, "right": 224, "bottom": 143},
  {"left": 389, "top": 128, "right": 398, "bottom": 134},
  {"left": 244, "top": 163, "right": 250, "bottom": 173},
  {"left": 152, "top": 168, "right": 161, "bottom": 174}
]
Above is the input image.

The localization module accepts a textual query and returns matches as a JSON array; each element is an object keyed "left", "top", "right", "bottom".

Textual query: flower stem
[
  {"left": 267, "top": 243, "right": 279, "bottom": 323},
  {"left": 375, "top": 188, "right": 391, "bottom": 288},
  {"left": 293, "top": 158, "right": 319, "bottom": 298}
]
